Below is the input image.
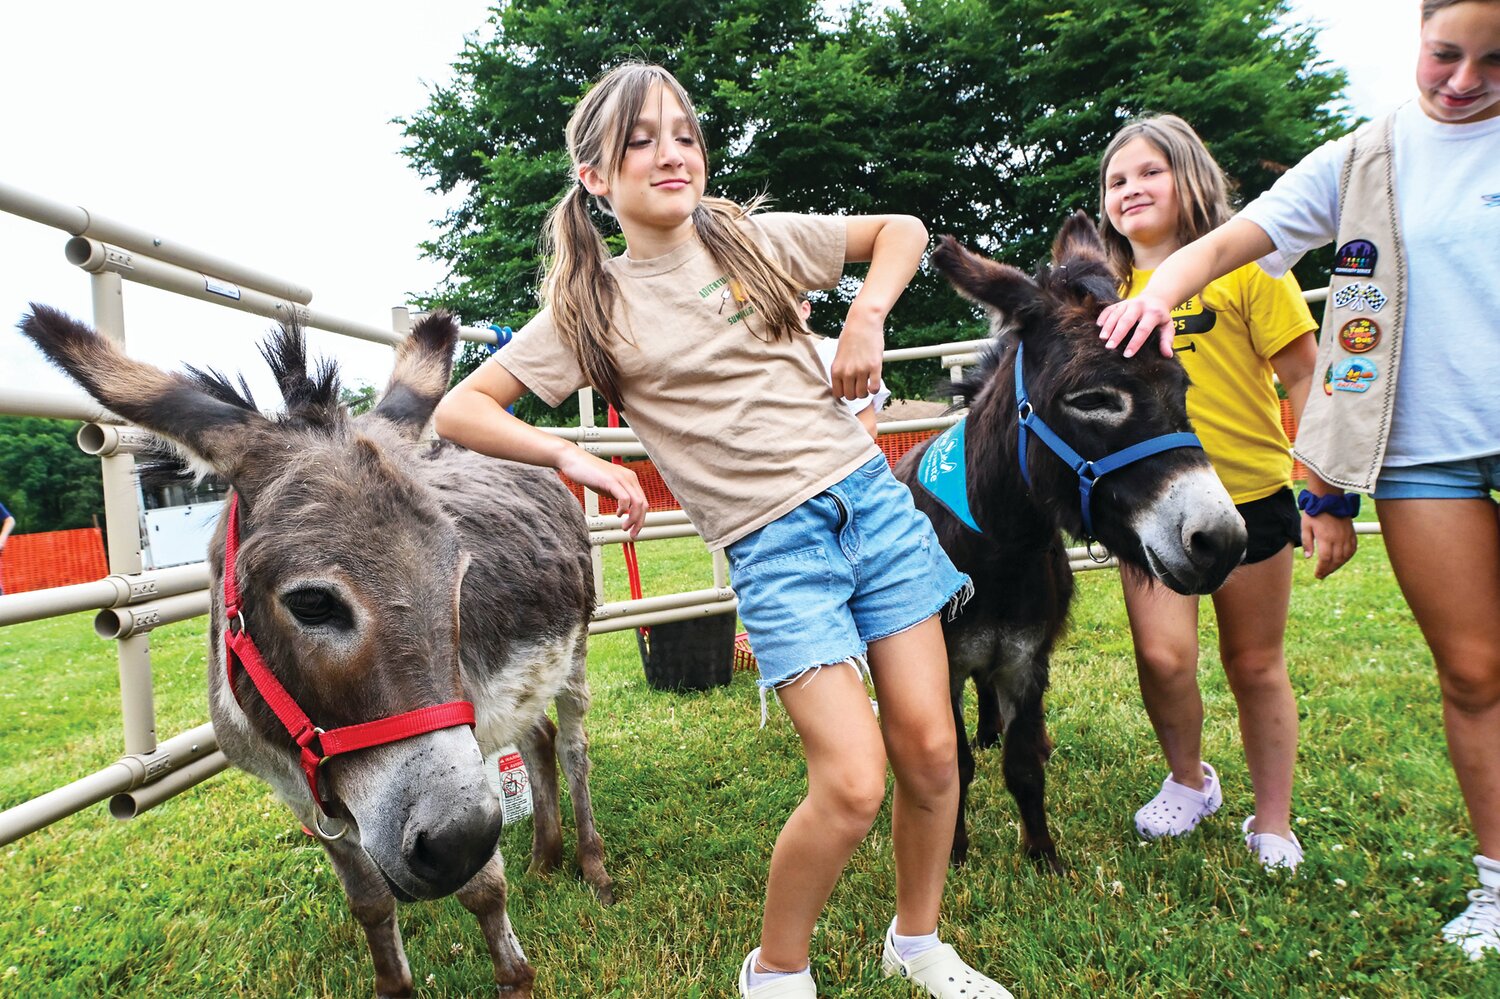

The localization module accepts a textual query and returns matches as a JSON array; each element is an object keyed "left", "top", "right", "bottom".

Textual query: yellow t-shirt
[{"left": 1126, "top": 262, "right": 1316, "bottom": 504}]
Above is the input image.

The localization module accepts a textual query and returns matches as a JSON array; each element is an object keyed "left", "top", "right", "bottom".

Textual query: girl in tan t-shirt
[{"left": 435, "top": 63, "right": 1009, "bottom": 999}]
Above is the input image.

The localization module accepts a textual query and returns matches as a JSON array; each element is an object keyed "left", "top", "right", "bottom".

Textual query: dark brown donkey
[
  {"left": 895, "top": 215, "right": 1247, "bottom": 872},
  {"left": 20, "top": 307, "right": 610, "bottom": 998}
]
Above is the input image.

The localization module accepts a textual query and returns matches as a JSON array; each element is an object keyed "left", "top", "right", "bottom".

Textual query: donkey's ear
[
  {"left": 1051, "top": 210, "right": 1108, "bottom": 267},
  {"left": 930, "top": 236, "right": 1038, "bottom": 324},
  {"left": 368, "top": 311, "right": 459, "bottom": 440},
  {"left": 19, "top": 305, "right": 273, "bottom": 480}
]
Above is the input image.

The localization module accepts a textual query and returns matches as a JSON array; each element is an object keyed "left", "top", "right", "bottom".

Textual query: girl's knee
[
  {"left": 1437, "top": 657, "right": 1500, "bottom": 714},
  {"left": 1222, "top": 649, "right": 1289, "bottom": 693},
  {"left": 888, "top": 726, "right": 958, "bottom": 799},
  {"left": 1135, "top": 643, "right": 1197, "bottom": 683},
  {"left": 814, "top": 767, "right": 887, "bottom": 831}
]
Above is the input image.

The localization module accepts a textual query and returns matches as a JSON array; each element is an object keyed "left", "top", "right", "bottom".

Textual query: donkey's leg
[
  {"left": 456, "top": 851, "right": 536, "bottom": 997},
  {"left": 554, "top": 652, "right": 614, "bottom": 904},
  {"left": 319, "top": 833, "right": 414, "bottom": 999},
  {"left": 1002, "top": 687, "right": 1064, "bottom": 875},
  {"left": 518, "top": 714, "right": 564, "bottom": 875},
  {"left": 974, "top": 676, "right": 1003, "bottom": 750},
  {"left": 950, "top": 687, "right": 976, "bottom": 866}
]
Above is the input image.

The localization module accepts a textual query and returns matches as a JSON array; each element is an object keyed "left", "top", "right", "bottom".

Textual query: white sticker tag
[
  {"left": 484, "top": 745, "right": 533, "bottom": 826},
  {"left": 204, "top": 276, "right": 242, "bottom": 300}
]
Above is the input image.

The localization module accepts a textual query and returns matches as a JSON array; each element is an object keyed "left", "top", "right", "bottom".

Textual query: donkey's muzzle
[
  {"left": 1181, "top": 518, "right": 1248, "bottom": 593},
  {"left": 1164, "top": 506, "right": 1247, "bottom": 594},
  {"left": 400, "top": 792, "right": 503, "bottom": 898}
]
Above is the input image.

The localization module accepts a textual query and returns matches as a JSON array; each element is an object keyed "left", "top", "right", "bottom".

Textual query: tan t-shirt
[{"left": 494, "top": 212, "right": 880, "bottom": 550}]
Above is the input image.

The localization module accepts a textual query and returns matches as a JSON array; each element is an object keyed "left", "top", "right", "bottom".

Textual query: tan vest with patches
[{"left": 1292, "top": 113, "right": 1406, "bottom": 493}]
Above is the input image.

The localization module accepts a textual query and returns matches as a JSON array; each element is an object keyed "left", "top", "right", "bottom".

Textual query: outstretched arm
[
  {"left": 1271, "top": 334, "right": 1357, "bottom": 579},
  {"left": 434, "top": 362, "right": 649, "bottom": 538},
  {"left": 0, "top": 514, "right": 13, "bottom": 551},
  {"left": 1097, "top": 217, "right": 1277, "bottom": 358},
  {"left": 830, "top": 215, "right": 928, "bottom": 401}
]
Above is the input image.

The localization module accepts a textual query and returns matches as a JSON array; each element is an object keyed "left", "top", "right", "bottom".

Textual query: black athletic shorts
[{"left": 1237, "top": 486, "right": 1301, "bottom": 565}]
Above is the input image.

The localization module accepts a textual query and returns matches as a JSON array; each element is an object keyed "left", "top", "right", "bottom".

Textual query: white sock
[
  {"left": 892, "top": 927, "right": 942, "bottom": 961},
  {"left": 1476, "top": 854, "right": 1500, "bottom": 892},
  {"left": 746, "top": 948, "right": 811, "bottom": 990}
]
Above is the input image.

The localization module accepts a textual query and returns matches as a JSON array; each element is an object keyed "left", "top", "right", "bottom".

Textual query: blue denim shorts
[
  {"left": 726, "top": 454, "right": 971, "bottom": 689},
  {"left": 1372, "top": 454, "right": 1500, "bottom": 500}
]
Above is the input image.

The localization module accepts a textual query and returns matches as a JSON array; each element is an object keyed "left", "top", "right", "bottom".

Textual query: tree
[
  {"left": 402, "top": 0, "right": 1350, "bottom": 401},
  {"left": 0, "top": 417, "right": 106, "bottom": 533}
]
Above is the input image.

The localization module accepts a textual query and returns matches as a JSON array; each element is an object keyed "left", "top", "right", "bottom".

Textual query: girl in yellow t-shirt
[{"left": 1097, "top": 114, "right": 1356, "bottom": 871}]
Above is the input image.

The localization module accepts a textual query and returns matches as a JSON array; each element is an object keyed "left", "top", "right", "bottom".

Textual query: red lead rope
[
  {"left": 607, "top": 405, "right": 648, "bottom": 641},
  {"left": 222, "top": 495, "right": 476, "bottom": 808}
]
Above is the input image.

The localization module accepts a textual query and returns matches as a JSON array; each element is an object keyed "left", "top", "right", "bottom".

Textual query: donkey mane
[{"left": 136, "top": 321, "right": 345, "bottom": 490}]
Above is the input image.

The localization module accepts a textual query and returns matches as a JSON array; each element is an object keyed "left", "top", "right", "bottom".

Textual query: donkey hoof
[
  {"left": 1028, "top": 848, "right": 1066, "bottom": 876},
  {"left": 527, "top": 851, "right": 562, "bottom": 877}
]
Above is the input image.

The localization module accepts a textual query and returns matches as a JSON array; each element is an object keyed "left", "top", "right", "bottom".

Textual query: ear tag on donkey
[{"left": 916, "top": 419, "right": 983, "bottom": 535}]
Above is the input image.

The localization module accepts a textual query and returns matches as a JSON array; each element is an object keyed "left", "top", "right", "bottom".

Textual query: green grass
[{"left": 2, "top": 519, "right": 1497, "bottom": 998}]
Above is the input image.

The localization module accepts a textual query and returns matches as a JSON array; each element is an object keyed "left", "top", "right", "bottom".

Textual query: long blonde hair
[
  {"left": 1096, "top": 114, "right": 1234, "bottom": 285},
  {"left": 540, "top": 62, "right": 803, "bottom": 409}
]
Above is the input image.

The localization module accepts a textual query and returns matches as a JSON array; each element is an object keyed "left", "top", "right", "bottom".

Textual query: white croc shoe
[
  {"left": 881, "top": 921, "right": 1013, "bottom": 999},
  {"left": 738, "top": 950, "right": 817, "bottom": 998},
  {"left": 1441, "top": 854, "right": 1500, "bottom": 961},
  {"left": 1241, "top": 815, "right": 1304, "bottom": 872},
  {"left": 1134, "top": 762, "right": 1222, "bottom": 839}
]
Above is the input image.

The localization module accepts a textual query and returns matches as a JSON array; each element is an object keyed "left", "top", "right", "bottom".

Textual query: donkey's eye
[
  {"left": 1065, "top": 391, "right": 1124, "bottom": 413},
  {"left": 282, "top": 588, "right": 352, "bottom": 629}
]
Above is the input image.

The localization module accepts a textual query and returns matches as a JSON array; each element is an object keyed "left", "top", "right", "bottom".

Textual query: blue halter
[{"left": 1014, "top": 342, "right": 1203, "bottom": 540}]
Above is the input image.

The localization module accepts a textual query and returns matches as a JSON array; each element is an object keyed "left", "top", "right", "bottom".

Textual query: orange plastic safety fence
[
  {"left": 0, "top": 528, "right": 108, "bottom": 596},
  {"left": 559, "top": 459, "right": 681, "bottom": 513},
  {"left": 1279, "top": 398, "right": 1308, "bottom": 481}
]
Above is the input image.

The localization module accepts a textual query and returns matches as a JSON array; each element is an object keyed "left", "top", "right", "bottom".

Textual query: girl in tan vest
[
  {"left": 1096, "top": 0, "right": 1500, "bottom": 959},
  {"left": 436, "top": 63, "right": 1009, "bottom": 999}
]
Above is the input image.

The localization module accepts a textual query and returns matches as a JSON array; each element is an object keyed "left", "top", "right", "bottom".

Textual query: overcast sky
[{"left": 0, "top": 1, "right": 1419, "bottom": 405}]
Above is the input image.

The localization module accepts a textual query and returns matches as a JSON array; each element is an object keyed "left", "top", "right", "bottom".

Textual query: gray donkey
[{"left": 20, "top": 306, "right": 611, "bottom": 998}]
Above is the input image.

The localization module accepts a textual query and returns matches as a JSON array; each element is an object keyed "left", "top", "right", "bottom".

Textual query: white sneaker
[
  {"left": 1134, "top": 762, "right": 1222, "bottom": 839},
  {"left": 1442, "top": 855, "right": 1500, "bottom": 961},
  {"left": 1241, "top": 815, "right": 1304, "bottom": 872}
]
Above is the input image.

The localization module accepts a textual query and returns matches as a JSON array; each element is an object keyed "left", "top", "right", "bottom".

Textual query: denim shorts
[
  {"left": 1372, "top": 454, "right": 1500, "bottom": 500},
  {"left": 726, "top": 454, "right": 972, "bottom": 689}
]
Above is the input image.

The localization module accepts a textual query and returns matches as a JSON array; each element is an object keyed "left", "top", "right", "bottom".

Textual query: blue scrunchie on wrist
[{"left": 1297, "top": 488, "right": 1360, "bottom": 518}]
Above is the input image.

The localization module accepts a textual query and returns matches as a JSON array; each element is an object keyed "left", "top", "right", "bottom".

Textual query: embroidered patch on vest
[
  {"left": 1333, "top": 239, "right": 1378, "bottom": 277},
  {"left": 1338, "top": 318, "right": 1381, "bottom": 354},
  {"left": 915, "top": 419, "right": 982, "bottom": 535},
  {"left": 1332, "top": 357, "right": 1379, "bottom": 393},
  {"left": 1332, "top": 281, "right": 1387, "bottom": 313}
]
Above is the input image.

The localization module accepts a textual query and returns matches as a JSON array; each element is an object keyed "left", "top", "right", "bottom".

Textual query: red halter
[{"left": 221, "top": 494, "right": 476, "bottom": 810}]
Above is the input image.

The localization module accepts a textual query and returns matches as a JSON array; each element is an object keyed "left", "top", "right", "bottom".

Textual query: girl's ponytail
[
  {"left": 541, "top": 181, "right": 625, "bottom": 409},
  {"left": 693, "top": 196, "right": 804, "bottom": 346}
]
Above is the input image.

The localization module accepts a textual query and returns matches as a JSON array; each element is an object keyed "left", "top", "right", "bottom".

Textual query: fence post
[{"left": 90, "top": 270, "right": 157, "bottom": 757}]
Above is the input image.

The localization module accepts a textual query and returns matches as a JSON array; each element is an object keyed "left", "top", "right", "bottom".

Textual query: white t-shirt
[
  {"left": 812, "top": 335, "right": 891, "bottom": 415},
  {"left": 1238, "top": 100, "right": 1500, "bottom": 466}
]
